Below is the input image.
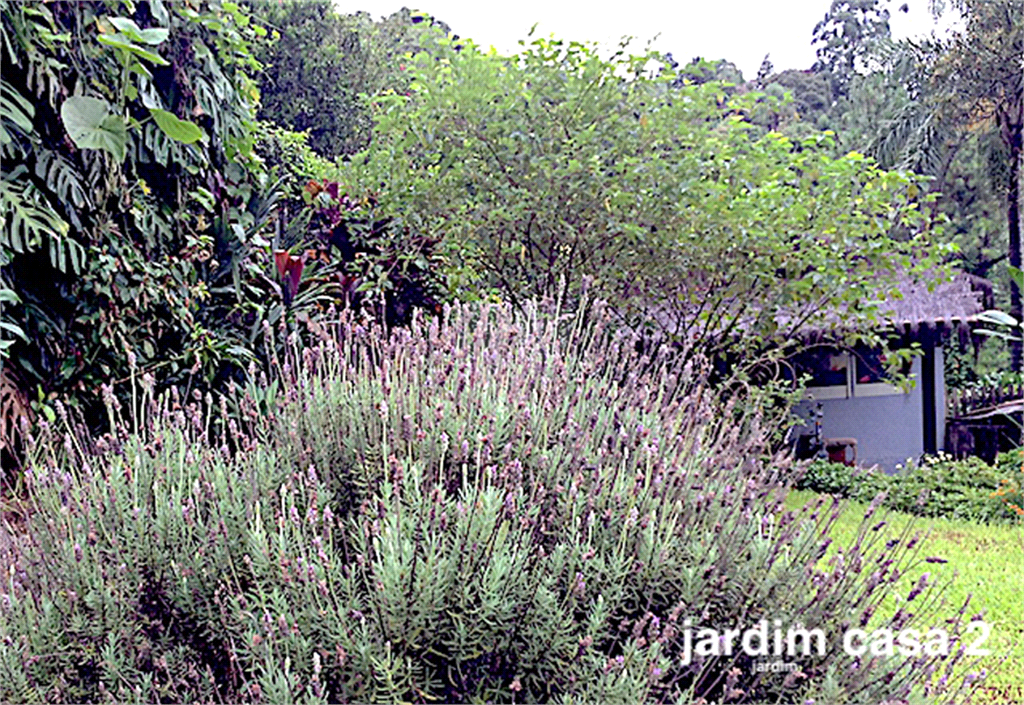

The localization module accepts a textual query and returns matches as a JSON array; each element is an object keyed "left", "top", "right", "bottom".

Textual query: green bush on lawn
[{"left": 796, "top": 451, "right": 1024, "bottom": 524}]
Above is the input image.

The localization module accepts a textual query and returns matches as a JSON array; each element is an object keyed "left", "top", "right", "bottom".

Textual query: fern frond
[{"left": 868, "top": 101, "right": 957, "bottom": 176}]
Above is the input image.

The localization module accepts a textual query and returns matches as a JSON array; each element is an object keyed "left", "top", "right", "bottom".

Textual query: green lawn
[{"left": 785, "top": 490, "right": 1024, "bottom": 704}]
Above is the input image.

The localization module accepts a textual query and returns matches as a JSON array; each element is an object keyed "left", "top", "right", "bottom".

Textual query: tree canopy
[{"left": 330, "top": 37, "right": 947, "bottom": 376}]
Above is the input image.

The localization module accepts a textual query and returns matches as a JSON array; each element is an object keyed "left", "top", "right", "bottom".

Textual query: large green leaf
[
  {"left": 149, "top": 108, "right": 204, "bottom": 144},
  {"left": 0, "top": 321, "right": 28, "bottom": 343},
  {"left": 108, "top": 17, "right": 169, "bottom": 45},
  {"left": 1, "top": 81, "right": 34, "bottom": 131},
  {"left": 1, "top": 80, "right": 35, "bottom": 146},
  {"left": 96, "top": 34, "right": 169, "bottom": 65},
  {"left": 60, "top": 96, "right": 127, "bottom": 162}
]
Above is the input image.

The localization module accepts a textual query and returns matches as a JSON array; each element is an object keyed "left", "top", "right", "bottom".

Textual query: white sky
[{"left": 334, "top": 0, "right": 959, "bottom": 78}]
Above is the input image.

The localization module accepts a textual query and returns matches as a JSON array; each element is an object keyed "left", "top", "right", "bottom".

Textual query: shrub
[
  {"left": 991, "top": 449, "right": 1024, "bottom": 517},
  {"left": 793, "top": 459, "right": 863, "bottom": 496},
  {"left": 0, "top": 302, "right": 984, "bottom": 703},
  {"left": 796, "top": 453, "right": 1024, "bottom": 524},
  {"left": 333, "top": 34, "right": 947, "bottom": 374}
]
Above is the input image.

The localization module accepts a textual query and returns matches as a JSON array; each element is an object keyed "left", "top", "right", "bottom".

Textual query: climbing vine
[{"left": 0, "top": 0, "right": 275, "bottom": 457}]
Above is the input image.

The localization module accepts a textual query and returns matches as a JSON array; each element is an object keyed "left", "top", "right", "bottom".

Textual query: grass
[{"left": 785, "top": 489, "right": 1024, "bottom": 704}]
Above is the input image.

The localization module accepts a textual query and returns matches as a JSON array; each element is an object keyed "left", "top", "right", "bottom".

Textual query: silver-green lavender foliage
[{"left": 0, "top": 301, "right": 986, "bottom": 703}]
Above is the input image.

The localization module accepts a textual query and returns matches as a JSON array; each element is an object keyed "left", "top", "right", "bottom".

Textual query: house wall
[{"left": 793, "top": 347, "right": 946, "bottom": 472}]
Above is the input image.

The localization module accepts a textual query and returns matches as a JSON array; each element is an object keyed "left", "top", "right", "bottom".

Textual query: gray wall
[{"left": 793, "top": 348, "right": 945, "bottom": 472}]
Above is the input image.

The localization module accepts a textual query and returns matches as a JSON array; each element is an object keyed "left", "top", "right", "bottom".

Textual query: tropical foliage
[
  {"left": 0, "top": 0, "right": 448, "bottom": 473},
  {"left": 0, "top": 0, "right": 1018, "bottom": 701},
  {"left": 1, "top": 0, "right": 272, "bottom": 437}
]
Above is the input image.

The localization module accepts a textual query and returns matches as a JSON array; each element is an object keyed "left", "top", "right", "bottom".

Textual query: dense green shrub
[
  {"left": 0, "top": 302, "right": 984, "bottom": 703},
  {"left": 796, "top": 452, "right": 1024, "bottom": 524},
  {"left": 332, "top": 35, "right": 948, "bottom": 377},
  {"left": 793, "top": 458, "right": 863, "bottom": 496}
]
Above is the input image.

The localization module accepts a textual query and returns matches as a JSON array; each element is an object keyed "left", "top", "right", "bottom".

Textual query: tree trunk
[{"left": 1009, "top": 121, "right": 1022, "bottom": 372}]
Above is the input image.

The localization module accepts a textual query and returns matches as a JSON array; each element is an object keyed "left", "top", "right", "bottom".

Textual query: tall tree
[
  {"left": 247, "top": 1, "right": 454, "bottom": 157},
  {"left": 931, "top": 0, "right": 1024, "bottom": 369},
  {"left": 247, "top": 0, "right": 363, "bottom": 157},
  {"left": 842, "top": 0, "right": 1022, "bottom": 370},
  {"left": 811, "top": 0, "right": 893, "bottom": 101}
]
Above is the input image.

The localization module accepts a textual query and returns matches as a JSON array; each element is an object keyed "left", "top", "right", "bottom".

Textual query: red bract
[{"left": 274, "top": 250, "right": 305, "bottom": 301}]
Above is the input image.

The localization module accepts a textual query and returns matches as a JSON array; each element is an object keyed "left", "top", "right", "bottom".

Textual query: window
[
  {"left": 785, "top": 346, "right": 912, "bottom": 400},
  {"left": 788, "top": 348, "right": 850, "bottom": 400},
  {"left": 852, "top": 347, "right": 911, "bottom": 397}
]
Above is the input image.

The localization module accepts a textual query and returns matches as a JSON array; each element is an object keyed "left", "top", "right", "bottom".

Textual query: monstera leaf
[
  {"left": 149, "top": 108, "right": 204, "bottom": 144},
  {"left": 0, "top": 80, "right": 34, "bottom": 145},
  {"left": 60, "top": 96, "right": 127, "bottom": 162}
]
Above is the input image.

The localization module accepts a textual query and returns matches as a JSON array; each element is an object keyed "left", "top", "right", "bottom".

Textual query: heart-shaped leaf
[
  {"left": 60, "top": 96, "right": 127, "bottom": 162},
  {"left": 149, "top": 107, "right": 204, "bottom": 144}
]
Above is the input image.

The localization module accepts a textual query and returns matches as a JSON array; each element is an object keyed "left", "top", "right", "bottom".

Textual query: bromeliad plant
[
  {"left": 0, "top": 301, "right": 989, "bottom": 703},
  {"left": 274, "top": 178, "right": 445, "bottom": 325}
]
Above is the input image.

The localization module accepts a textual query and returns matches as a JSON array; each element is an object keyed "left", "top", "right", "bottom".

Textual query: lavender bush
[{"left": 0, "top": 301, "right": 985, "bottom": 703}]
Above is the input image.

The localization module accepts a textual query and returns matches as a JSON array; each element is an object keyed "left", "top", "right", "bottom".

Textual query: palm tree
[{"left": 867, "top": 0, "right": 1022, "bottom": 370}]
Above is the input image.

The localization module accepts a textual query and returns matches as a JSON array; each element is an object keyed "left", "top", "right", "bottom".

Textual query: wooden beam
[{"left": 922, "top": 340, "right": 937, "bottom": 455}]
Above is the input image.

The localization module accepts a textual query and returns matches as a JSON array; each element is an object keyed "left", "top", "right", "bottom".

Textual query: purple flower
[{"left": 572, "top": 572, "right": 586, "bottom": 598}]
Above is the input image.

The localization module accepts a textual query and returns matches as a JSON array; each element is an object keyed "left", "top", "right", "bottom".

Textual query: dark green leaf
[
  {"left": 149, "top": 108, "right": 204, "bottom": 144},
  {"left": 108, "top": 17, "right": 169, "bottom": 45},
  {"left": 97, "top": 34, "right": 169, "bottom": 65}
]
